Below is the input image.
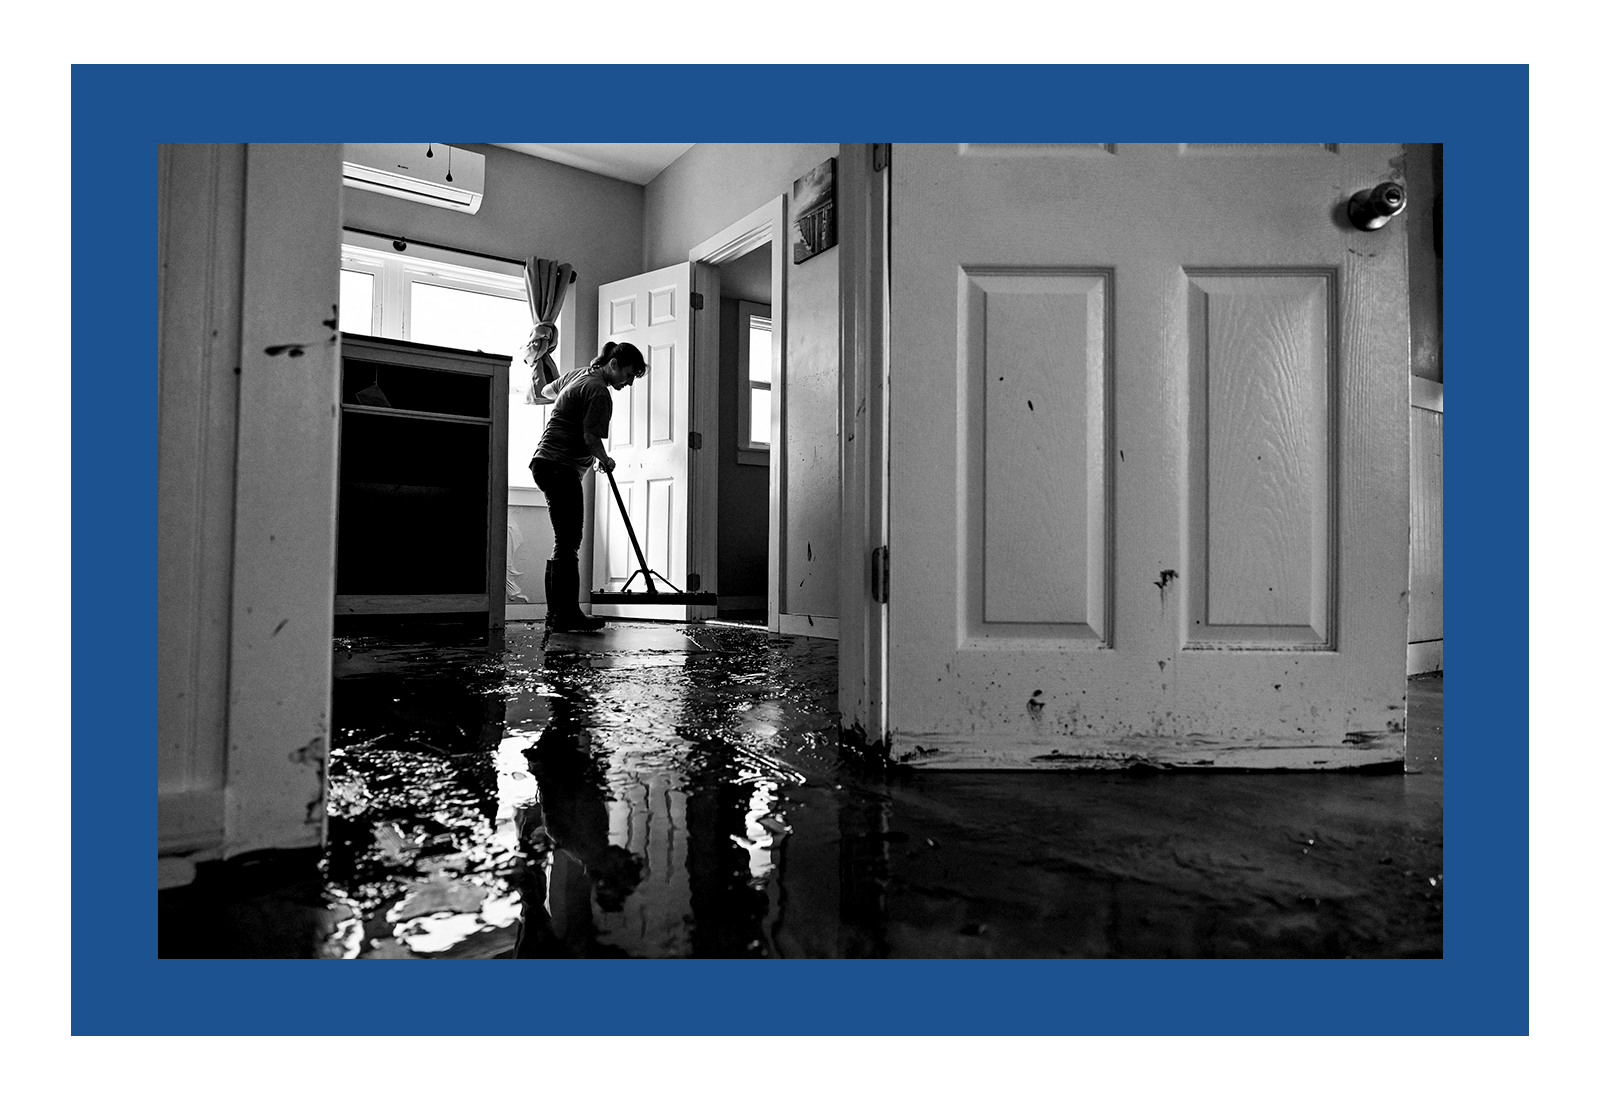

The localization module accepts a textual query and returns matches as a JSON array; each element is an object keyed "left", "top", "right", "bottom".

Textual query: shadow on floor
[{"left": 160, "top": 622, "right": 1442, "bottom": 958}]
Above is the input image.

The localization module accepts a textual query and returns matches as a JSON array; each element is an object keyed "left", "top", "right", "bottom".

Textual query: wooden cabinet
[{"left": 334, "top": 334, "right": 510, "bottom": 630}]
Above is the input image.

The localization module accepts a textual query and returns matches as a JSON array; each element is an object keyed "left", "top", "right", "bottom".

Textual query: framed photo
[{"left": 791, "top": 157, "right": 836, "bottom": 264}]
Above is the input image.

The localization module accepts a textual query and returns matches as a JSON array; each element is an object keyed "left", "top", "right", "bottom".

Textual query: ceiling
[{"left": 487, "top": 143, "right": 695, "bottom": 186}]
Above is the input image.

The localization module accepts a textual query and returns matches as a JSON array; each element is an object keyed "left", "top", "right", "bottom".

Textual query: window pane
[
  {"left": 750, "top": 386, "right": 771, "bottom": 446},
  {"left": 339, "top": 269, "right": 375, "bottom": 335},
  {"left": 410, "top": 281, "right": 530, "bottom": 357},
  {"left": 748, "top": 322, "right": 771, "bottom": 384}
]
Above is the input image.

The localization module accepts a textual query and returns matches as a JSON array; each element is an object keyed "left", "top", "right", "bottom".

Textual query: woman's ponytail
[{"left": 590, "top": 341, "right": 648, "bottom": 376}]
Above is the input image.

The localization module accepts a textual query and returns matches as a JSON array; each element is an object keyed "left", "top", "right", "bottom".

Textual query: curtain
[{"left": 521, "top": 256, "right": 575, "bottom": 404}]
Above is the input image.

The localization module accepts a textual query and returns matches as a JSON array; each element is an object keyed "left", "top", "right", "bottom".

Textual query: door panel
[
  {"left": 602, "top": 476, "right": 637, "bottom": 587},
  {"left": 1185, "top": 271, "right": 1333, "bottom": 647},
  {"left": 887, "top": 143, "right": 1410, "bottom": 768},
  {"left": 962, "top": 268, "right": 1109, "bottom": 644}
]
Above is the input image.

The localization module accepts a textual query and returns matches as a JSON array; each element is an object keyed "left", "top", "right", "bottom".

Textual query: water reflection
[{"left": 326, "top": 623, "right": 857, "bottom": 958}]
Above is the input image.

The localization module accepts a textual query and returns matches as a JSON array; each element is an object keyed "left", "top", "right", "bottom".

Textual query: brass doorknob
[{"left": 1348, "top": 181, "right": 1407, "bottom": 231}]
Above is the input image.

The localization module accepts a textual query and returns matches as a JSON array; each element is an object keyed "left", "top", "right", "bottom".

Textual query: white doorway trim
[
  {"left": 689, "top": 194, "right": 786, "bottom": 630},
  {"left": 837, "top": 144, "right": 890, "bottom": 742}
]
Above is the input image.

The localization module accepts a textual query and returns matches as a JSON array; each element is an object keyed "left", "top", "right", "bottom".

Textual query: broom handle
[{"left": 603, "top": 465, "right": 658, "bottom": 595}]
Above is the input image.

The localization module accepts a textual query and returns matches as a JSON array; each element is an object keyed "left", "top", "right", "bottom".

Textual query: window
[
  {"left": 338, "top": 230, "right": 528, "bottom": 358},
  {"left": 738, "top": 300, "right": 773, "bottom": 464}
]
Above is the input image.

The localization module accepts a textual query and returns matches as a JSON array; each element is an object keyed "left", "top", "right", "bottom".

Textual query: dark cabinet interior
[{"left": 341, "top": 357, "right": 492, "bottom": 418}]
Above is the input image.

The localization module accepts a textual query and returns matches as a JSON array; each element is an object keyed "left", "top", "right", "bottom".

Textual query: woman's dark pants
[
  {"left": 531, "top": 458, "right": 599, "bottom": 628},
  {"left": 531, "top": 458, "right": 584, "bottom": 562}
]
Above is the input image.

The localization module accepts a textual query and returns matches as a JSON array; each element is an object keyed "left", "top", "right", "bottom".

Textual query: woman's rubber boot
[
  {"left": 550, "top": 558, "right": 605, "bottom": 632},
  {"left": 542, "top": 560, "right": 558, "bottom": 630}
]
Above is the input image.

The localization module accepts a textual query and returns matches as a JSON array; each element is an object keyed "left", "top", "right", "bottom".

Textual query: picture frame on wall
[{"left": 792, "top": 157, "right": 836, "bottom": 264}]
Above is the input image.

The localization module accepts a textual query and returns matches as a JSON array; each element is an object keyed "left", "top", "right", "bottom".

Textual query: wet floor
[{"left": 160, "top": 621, "right": 1443, "bottom": 958}]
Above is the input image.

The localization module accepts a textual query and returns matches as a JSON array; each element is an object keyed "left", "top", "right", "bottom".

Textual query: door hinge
[
  {"left": 871, "top": 545, "right": 889, "bottom": 604},
  {"left": 690, "top": 291, "right": 704, "bottom": 310},
  {"left": 687, "top": 572, "right": 701, "bottom": 592},
  {"left": 873, "top": 144, "right": 891, "bottom": 172},
  {"left": 689, "top": 431, "right": 702, "bottom": 449}
]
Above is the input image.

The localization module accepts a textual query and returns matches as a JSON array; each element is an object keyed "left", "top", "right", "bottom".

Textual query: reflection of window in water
[{"left": 734, "top": 778, "right": 783, "bottom": 882}]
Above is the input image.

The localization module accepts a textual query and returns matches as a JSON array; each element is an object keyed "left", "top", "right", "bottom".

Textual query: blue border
[{"left": 78, "top": 64, "right": 1527, "bottom": 1035}]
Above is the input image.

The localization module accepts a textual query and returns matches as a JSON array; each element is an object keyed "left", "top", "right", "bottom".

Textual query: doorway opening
[
  {"left": 710, "top": 241, "right": 771, "bottom": 620},
  {"left": 688, "top": 194, "right": 786, "bottom": 630}
]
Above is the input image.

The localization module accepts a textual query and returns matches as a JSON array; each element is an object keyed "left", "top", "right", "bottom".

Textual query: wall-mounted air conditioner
[{"left": 342, "top": 143, "right": 485, "bottom": 214}]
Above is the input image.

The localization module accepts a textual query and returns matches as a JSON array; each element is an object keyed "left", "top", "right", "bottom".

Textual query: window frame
[{"left": 737, "top": 299, "right": 773, "bottom": 465}]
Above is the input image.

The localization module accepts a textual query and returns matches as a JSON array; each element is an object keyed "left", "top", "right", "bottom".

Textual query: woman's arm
[
  {"left": 584, "top": 431, "right": 615, "bottom": 473},
  {"left": 540, "top": 378, "right": 562, "bottom": 401}
]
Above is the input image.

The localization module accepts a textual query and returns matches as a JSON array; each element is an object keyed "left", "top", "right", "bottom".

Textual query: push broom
[{"left": 592, "top": 466, "right": 716, "bottom": 607}]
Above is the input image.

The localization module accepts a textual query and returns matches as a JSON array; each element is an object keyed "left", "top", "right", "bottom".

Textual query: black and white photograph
[
  {"left": 791, "top": 155, "right": 836, "bottom": 263},
  {"left": 155, "top": 140, "right": 1444, "bottom": 963}
]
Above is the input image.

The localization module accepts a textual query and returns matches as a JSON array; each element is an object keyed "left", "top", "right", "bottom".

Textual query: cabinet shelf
[{"left": 340, "top": 403, "right": 493, "bottom": 427}]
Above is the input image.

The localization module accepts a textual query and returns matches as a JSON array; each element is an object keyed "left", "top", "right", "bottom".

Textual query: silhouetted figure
[{"left": 531, "top": 342, "right": 648, "bottom": 633}]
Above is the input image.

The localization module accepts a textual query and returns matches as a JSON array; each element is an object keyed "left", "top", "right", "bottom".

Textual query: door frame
[
  {"left": 837, "top": 144, "right": 889, "bottom": 744},
  {"left": 688, "top": 194, "right": 787, "bottom": 630}
]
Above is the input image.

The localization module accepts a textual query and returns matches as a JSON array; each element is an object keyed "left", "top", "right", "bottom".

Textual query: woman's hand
[{"left": 599, "top": 456, "right": 617, "bottom": 474}]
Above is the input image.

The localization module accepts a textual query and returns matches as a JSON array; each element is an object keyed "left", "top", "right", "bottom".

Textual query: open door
[
  {"left": 591, "top": 261, "right": 718, "bottom": 621},
  {"left": 882, "top": 143, "right": 1411, "bottom": 768}
]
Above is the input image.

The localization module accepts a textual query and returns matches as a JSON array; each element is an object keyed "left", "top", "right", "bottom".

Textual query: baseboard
[
  {"left": 778, "top": 613, "right": 839, "bottom": 640},
  {"left": 505, "top": 602, "right": 548, "bottom": 621},
  {"left": 159, "top": 788, "right": 225, "bottom": 856}
]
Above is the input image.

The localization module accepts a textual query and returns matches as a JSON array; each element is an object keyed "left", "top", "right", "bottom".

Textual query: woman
[{"left": 531, "top": 341, "right": 648, "bottom": 632}]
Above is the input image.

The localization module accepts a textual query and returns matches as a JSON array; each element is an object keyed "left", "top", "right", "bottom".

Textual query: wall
[
  {"left": 345, "top": 144, "right": 647, "bottom": 609},
  {"left": 646, "top": 144, "right": 841, "bottom": 625},
  {"left": 782, "top": 242, "right": 840, "bottom": 619}
]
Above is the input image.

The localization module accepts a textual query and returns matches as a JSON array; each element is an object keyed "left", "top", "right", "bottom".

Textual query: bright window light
[
  {"left": 750, "top": 387, "right": 771, "bottom": 446},
  {"left": 339, "top": 269, "right": 375, "bottom": 336},
  {"left": 409, "top": 282, "right": 529, "bottom": 357},
  {"left": 749, "top": 322, "right": 771, "bottom": 384}
]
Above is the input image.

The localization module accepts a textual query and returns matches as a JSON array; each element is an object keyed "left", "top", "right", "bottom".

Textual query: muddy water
[{"left": 315, "top": 622, "right": 1441, "bottom": 959}]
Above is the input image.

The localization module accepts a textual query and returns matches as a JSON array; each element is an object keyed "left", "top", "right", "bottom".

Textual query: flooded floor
[{"left": 160, "top": 621, "right": 1443, "bottom": 958}]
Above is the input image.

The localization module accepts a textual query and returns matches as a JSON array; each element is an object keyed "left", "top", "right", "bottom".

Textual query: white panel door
[
  {"left": 887, "top": 143, "right": 1411, "bottom": 768},
  {"left": 594, "top": 263, "right": 694, "bottom": 614}
]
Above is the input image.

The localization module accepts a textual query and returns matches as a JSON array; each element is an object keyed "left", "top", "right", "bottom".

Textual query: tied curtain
[{"left": 522, "top": 257, "right": 575, "bottom": 404}]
